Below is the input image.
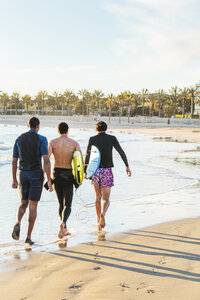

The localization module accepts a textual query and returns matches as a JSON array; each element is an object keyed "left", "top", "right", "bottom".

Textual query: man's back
[
  {"left": 85, "top": 132, "right": 128, "bottom": 169},
  {"left": 13, "top": 129, "right": 48, "bottom": 171},
  {"left": 50, "top": 136, "right": 79, "bottom": 169}
]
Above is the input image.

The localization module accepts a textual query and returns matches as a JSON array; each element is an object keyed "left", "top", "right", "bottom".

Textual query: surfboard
[
  {"left": 72, "top": 151, "right": 84, "bottom": 184},
  {"left": 86, "top": 145, "right": 101, "bottom": 179}
]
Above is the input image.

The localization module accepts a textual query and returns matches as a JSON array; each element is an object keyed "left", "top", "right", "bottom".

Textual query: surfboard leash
[{"left": 74, "top": 187, "right": 95, "bottom": 223}]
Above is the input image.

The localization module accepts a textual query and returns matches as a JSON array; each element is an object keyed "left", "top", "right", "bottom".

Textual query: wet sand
[
  {"left": 1, "top": 115, "right": 200, "bottom": 299},
  {"left": 1, "top": 218, "right": 200, "bottom": 299}
]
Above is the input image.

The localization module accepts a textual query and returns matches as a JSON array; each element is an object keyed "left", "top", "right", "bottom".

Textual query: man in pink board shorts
[{"left": 85, "top": 121, "right": 131, "bottom": 231}]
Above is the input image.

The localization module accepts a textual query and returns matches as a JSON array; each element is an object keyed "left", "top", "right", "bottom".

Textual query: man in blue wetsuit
[
  {"left": 85, "top": 121, "right": 131, "bottom": 231},
  {"left": 12, "top": 117, "right": 53, "bottom": 245}
]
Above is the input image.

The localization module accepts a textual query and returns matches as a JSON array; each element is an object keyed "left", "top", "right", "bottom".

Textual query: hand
[
  {"left": 48, "top": 180, "right": 53, "bottom": 192},
  {"left": 12, "top": 179, "right": 18, "bottom": 189},
  {"left": 126, "top": 166, "right": 132, "bottom": 177}
]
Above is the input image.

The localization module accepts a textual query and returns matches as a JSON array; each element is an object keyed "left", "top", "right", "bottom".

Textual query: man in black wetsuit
[
  {"left": 48, "top": 122, "right": 82, "bottom": 238},
  {"left": 85, "top": 121, "right": 131, "bottom": 231},
  {"left": 12, "top": 117, "right": 53, "bottom": 245}
]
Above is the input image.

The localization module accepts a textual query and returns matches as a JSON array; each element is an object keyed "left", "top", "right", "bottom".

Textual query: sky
[{"left": 0, "top": 0, "right": 200, "bottom": 96}]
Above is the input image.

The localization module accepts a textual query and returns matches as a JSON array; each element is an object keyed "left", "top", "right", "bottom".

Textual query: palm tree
[
  {"left": 168, "top": 86, "right": 181, "bottom": 116},
  {"left": 139, "top": 88, "right": 149, "bottom": 116},
  {"left": 155, "top": 89, "right": 165, "bottom": 117},
  {"left": 179, "top": 88, "right": 189, "bottom": 118},
  {"left": 11, "top": 92, "right": 21, "bottom": 114},
  {"left": 52, "top": 91, "right": 62, "bottom": 111},
  {"left": 116, "top": 92, "right": 125, "bottom": 124},
  {"left": 106, "top": 93, "right": 115, "bottom": 123},
  {"left": 35, "top": 90, "right": 48, "bottom": 114},
  {"left": 133, "top": 93, "right": 140, "bottom": 116},
  {"left": 63, "top": 89, "right": 76, "bottom": 115},
  {"left": 162, "top": 96, "right": 175, "bottom": 124},
  {"left": 188, "top": 86, "right": 200, "bottom": 117},
  {"left": 22, "top": 94, "right": 32, "bottom": 113},
  {"left": 0, "top": 92, "right": 10, "bottom": 114},
  {"left": 93, "top": 90, "right": 104, "bottom": 115},
  {"left": 148, "top": 93, "right": 158, "bottom": 117},
  {"left": 78, "top": 89, "right": 91, "bottom": 115},
  {"left": 120, "top": 91, "right": 134, "bottom": 123}
]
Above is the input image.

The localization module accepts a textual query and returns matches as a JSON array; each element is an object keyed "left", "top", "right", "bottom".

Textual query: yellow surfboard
[{"left": 72, "top": 151, "right": 84, "bottom": 185}]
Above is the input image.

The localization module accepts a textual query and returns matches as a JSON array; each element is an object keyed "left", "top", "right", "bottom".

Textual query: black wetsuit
[
  {"left": 13, "top": 129, "right": 48, "bottom": 201},
  {"left": 53, "top": 168, "right": 74, "bottom": 227},
  {"left": 84, "top": 132, "right": 129, "bottom": 172}
]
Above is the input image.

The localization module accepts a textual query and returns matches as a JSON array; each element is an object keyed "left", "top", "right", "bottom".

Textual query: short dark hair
[
  {"left": 29, "top": 117, "right": 40, "bottom": 129},
  {"left": 96, "top": 121, "right": 107, "bottom": 132},
  {"left": 57, "top": 122, "right": 69, "bottom": 134}
]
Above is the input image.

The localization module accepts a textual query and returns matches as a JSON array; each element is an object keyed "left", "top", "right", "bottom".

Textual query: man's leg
[
  {"left": 62, "top": 183, "right": 73, "bottom": 232},
  {"left": 17, "top": 199, "right": 29, "bottom": 224},
  {"left": 12, "top": 170, "right": 29, "bottom": 240},
  {"left": 12, "top": 200, "right": 29, "bottom": 240},
  {"left": 55, "top": 182, "right": 66, "bottom": 238},
  {"left": 93, "top": 184, "right": 102, "bottom": 230},
  {"left": 100, "top": 187, "right": 111, "bottom": 228},
  {"left": 26, "top": 200, "right": 38, "bottom": 241},
  {"left": 54, "top": 182, "right": 64, "bottom": 221}
]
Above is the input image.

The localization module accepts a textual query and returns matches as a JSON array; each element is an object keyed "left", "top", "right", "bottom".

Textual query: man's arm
[
  {"left": 40, "top": 136, "right": 53, "bottom": 192},
  {"left": 48, "top": 141, "right": 53, "bottom": 158},
  {"left": 75, "top": 142, "right": 82, "bottom": 154},
  {"left": 43, "top": 155, "right": 53, "bottom": 192},
  {"left": 12, "top": 157, "right": 18, "bottom": 188},
  {"left": 12, "top": 140, "right": 19, "bottom": 188},
  {"left": 113, "top": 136, "right": 131, "bottom": 177},
  {"left": 84, "top": 137, "right": 92, "bottom": 173}
]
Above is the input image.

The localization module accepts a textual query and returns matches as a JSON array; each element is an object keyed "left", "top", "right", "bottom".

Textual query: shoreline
[
  {"left": 1, "top": 115, "right": 200, "bottom": 144},
  {"left": 1, "top": 217, "right": 200, "bottom": 299},
  {"left": 1, "top": 116, "right": 200, "bottom": 298}
]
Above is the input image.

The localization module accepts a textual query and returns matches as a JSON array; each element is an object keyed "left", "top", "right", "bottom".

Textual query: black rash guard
[{"left": 84, "top": 132, "right": 128, "bottom": 172}]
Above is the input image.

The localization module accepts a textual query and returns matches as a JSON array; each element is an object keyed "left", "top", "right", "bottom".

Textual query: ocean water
[{"left": 0, "top": 124, "right": 200, "bottom": 258}]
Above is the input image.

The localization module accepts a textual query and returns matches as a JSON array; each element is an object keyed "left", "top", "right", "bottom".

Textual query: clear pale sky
[{"left": 0, "top": 0, "right": 200, "bottom": 95}]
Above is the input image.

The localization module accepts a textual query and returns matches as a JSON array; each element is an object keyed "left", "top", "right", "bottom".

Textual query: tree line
[{"left": 0, "top": 86, "right": 200, "bottom": 119}]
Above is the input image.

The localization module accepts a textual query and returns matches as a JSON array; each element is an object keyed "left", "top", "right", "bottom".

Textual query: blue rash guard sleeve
[
  {"left": 39, "top": 135, "right": 48, "bottom": 156},
  {"left": 13, "top": 140, "right": 19, "bottom": 158}
]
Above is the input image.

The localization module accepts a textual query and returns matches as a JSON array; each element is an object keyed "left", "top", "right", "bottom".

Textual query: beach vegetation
[{"left": 0, "top": 85, "right": 200, "bottom": 119}]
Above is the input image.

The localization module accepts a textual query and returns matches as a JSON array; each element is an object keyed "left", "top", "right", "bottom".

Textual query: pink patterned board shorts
[{"left": 91, "top": 168, "right": 114, "bottom": 188}]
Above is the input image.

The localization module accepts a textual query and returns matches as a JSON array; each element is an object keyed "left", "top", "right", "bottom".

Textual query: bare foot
[
  {"left": 100, "top": 213, "right": 105, "bottom": 228},
  {"left": 97, "top": 224, "right": 102, "bottom": 231},
  {"left": 63, "top": 227, "right": 68, "bottom": 236},
  {"left": 58, "top": 223, "right": 65, "bottom": 239}
]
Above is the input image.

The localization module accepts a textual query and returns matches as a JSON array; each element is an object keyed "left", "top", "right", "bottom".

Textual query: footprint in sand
[
  {"left": 147, "top": 289, "right": 156, "bottom": 294},
  {"left": 93, "top": 266, "right": 102, "bottom": 270},
  {"left": 16, "top": 266, "right": 27, "bottom": 272},
  {"left": 94, "top": 252, "right": 101, "bottom": 260},
  {"left": 32, "top": 276, "right": 42, "bottom": 282},
  {"left": 137, "top": 282, "right": 149, "bottom": 290},
  {"left": 69, "top": 281, "right": 84, "bottom": 291},
  {"left": 120, "top": 283, "right": 130, "bottom": 291},
  {"left": 137, "top": 282, "right": 157, "bottom": 294},
  {"left": 158, "top": 256, "right": 167, "bottom": 265}
]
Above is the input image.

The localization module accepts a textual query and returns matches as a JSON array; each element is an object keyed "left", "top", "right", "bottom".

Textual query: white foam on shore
[{"left": 0, "top": 124, "right": 200, "bottom": 257}]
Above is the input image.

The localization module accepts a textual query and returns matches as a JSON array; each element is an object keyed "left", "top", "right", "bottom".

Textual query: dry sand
[
  {"left": 123, "top": 127, "right": 200, "bottom": 144},
  {"left": 1, "top": 218, "right": 200, "bottom": 299},
  {"left": 1, "top": 115, "right": 200, "bottom": 299},
  {"left": 1, "top": 115, "right": 200, "bottom": 143}
]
